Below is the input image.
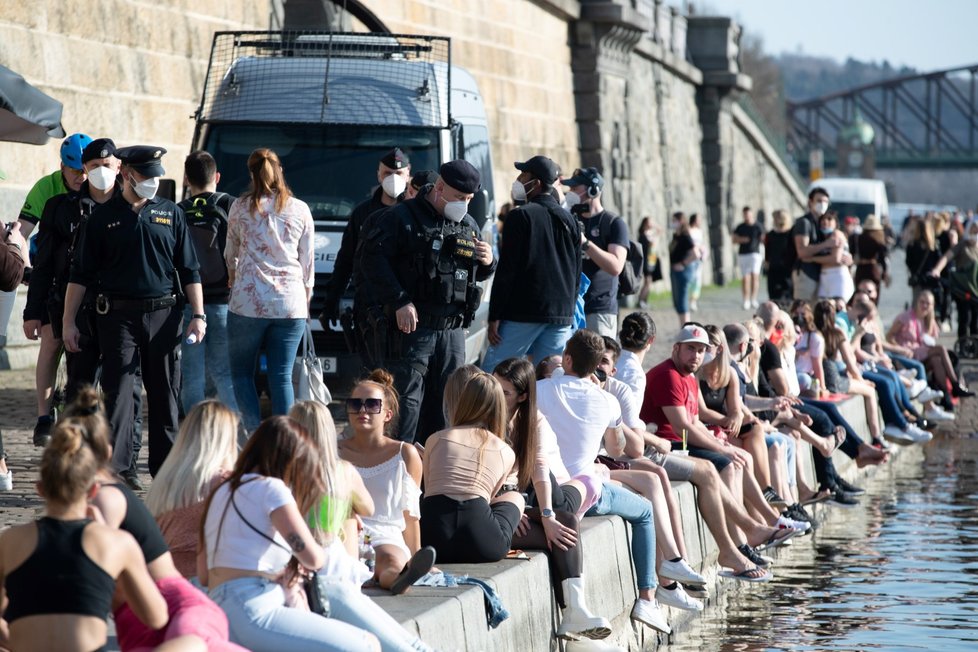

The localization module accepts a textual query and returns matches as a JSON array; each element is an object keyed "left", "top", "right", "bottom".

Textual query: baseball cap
[
  {"left": 675, "top": 323, "right": 710, "bottom": 345},
  {"left": 561, "top": 166, "right": 604, "bottom": 191},
  {"left": 514, "top": 155, "right": 560, "bottom": 185}
]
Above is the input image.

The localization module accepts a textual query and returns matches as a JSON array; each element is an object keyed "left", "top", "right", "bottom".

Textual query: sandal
[
  {"left": 718, "top": 566, "right": 772, "bottom": 583},
  {"left": 755, "top": 526, "right": 800, "bottom": 552},
  {"left": 390, "top": 546, "right": 437, "bottom": 595}
]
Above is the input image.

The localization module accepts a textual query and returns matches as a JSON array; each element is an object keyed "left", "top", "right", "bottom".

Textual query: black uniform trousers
[
  {"left": 391, "top": 326, "right": 465, "bottom": 445},
  {"left": 97, "top": 304, "right": 181, "bottom": 477}
]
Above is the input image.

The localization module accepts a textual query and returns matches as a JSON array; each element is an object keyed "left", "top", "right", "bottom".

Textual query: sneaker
[
  {"left": 564, "top": 641, "right": 627, "bottom": 652},
  {"left": 897, "top": 368, "right": 918, "bottom": 380},
  {"left": 690, "top": 301, "right": 698, "bottom": 312},
  {"left": 909, "top": 379, "right": 928, "bottom": 397},
  {"left": 925, "top": 405, "right": 955, "bottom": 422},
  {"left": 906, "top": 424, "right": 934, "bottom": 443},
  {"left": 952, "top": 385, "right": 976, "bottom": 398},
  {"left": 835, "top": 477, "right": 865, "bottom": 496},
  {"left": 763, "top": 486, "right": 788, "bottom": 508},
  {"left": 826, "top": 489, "right": 859, "bottom": 508},
  {"left": 630, "top": 598, "right": 671, "bottom": 634},
  {"left": 743, "top": 300, "right": 751, "bottom": 310},
  {"left": 786, "top": 503, "right": 816, "bottom": 528},
  {"left": 33, "top": 416, "right": 53, "bottom": 448},
  {"left": 120, "top": 471, "right": 144, "bottom": 492},
  {"left": 681, "top": 583, "right": 709, "bottom": 599},
  {"left": 916, "top": 387, "right": 944, "bottom": 403},
  {"left": 776, "top": 514, "right": 811, "bottom": 533},
  {"left": 751, "top": 299, "right": 760, "bottom": 309},
  {"left": 0, "top": 470, "right": 11, "bottom": 491},
  {"left": 737, "top": 543, "right": 772, "bottom": 568},
  {"left": 658, "top": 558, "right": 706, "bottom": 586},
  {"left": 655, "top": 584, "right": 703, "bottom": 612},
  {"left": 883, "top": 424, "right": 915, "bottom": 446}
]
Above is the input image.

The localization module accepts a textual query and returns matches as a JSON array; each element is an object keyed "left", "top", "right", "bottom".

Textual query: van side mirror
[
  {"left": 469, "top": 189, "right": 489, "bottom": 230},
  {"left": 158, "top": 178, "right": 177, "bottom": 202}
]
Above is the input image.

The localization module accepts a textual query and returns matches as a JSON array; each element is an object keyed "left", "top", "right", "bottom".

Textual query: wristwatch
[
  {"left": 541, "top": 508, "right": 556, "bottom": 519},
  {"left": 191, "top": 313, "right": 207, "bottom": 322}
]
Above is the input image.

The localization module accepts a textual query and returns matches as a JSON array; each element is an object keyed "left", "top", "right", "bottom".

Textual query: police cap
[
  {"left": 81, "top": 138, "right": 117, "bottom": 164},
  {"left": 439, "top": 160, "right": 480, "bottom": 194},
  {"left": 410, "top": 169, "right": 438, "bottom": 191},
  {"left": 116, "top": 145, "right": 167, "bottom": 178},
  {"left": 380, "top": 147, "right": 410, "bottom": 170},
  {"left": 515, "top": 155, "right": 560, "bottom": 186}
]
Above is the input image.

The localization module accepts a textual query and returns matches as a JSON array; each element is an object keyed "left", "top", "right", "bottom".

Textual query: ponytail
[
  {"left": 40, "top": 419, "right": 100, "bottom": 505},
  {"left": 245, "top": 148, "right": 292, "bottom": 214}
]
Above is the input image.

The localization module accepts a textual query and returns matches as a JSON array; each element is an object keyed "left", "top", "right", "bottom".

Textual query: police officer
[
  {"left": 63, "top": 145, "right": 204, "bottom": 479},
  {"left": 356, "top": 160, "right": 494, "bottom": 444},
  {"left": 321, "top": 147, "right": 412, "bottom": 323}
]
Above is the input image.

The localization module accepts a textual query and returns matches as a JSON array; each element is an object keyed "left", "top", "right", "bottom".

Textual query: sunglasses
[{"left": 346, "top": 398, "right": 383, "bottom": 414}]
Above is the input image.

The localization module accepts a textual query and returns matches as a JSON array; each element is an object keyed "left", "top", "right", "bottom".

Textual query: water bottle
[
  {"left": 359, "top": 533, "right": 376, "bottom": 572},
  {"left": 185, "top": 333, "right": 198, "bottom": 345},
  {"left": 811, "top": 378, "right": 821, "bottom": 396}
]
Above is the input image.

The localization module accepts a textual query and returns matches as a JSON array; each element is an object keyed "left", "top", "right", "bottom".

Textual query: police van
[{"left": 190, "top": 31, "right": 495, "bottom": 395}]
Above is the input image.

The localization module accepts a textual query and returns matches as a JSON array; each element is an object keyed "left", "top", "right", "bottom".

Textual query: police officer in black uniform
[
  {"left": 356, "top": 160, "right": 494, "bottom": 444},
  {"left": 321, "top": 147, "right": 412, "bottom": 323},
  {"left": 63, "top": 145, "right": 204, "bottom": 478}
]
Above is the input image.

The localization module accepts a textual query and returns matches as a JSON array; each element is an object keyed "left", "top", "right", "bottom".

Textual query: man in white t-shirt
[{"left": 536, "top": 329, "right": 670, "bottom": 635}]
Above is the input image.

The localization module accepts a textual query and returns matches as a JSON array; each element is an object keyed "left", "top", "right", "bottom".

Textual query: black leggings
[
  {"left": 957, "top": 298, "right": 978, "bottom": 338},
  {"left": 420, "top": 494, "right": 521, "bottom": 563}
]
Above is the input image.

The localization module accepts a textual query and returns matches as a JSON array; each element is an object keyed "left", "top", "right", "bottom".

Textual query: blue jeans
[
  {"left": 480, "top": 321, "right": 574, "bottom": 372},
  {"left": 226, "top": 313, "right": 305, "bottom": 432},
  {"left": 181, "top": 304, "right": 238, "bottom": 414},
  {"left": 765, "top": 431, "right": 797, "bottom": 487},
  {"left": 863, "top": 369, "right": 909, "bottom": 428},
  {"left": 317, "top": 578, "right": 431, "bottom": 652},
  {"left": 586, "top": 482, "right": 656, "bottom": 591},
  {"left": 889, "top": 354, "right": 928, "bottom": 385},
  {"left": 671, "top": 266, "right": 694, "bottom": 315},
  {"left": 802, "top": 398, "right": 865, "bottom": 457},
  {"left": 208, "top": 576, "right": 376, "bottom": 652}
]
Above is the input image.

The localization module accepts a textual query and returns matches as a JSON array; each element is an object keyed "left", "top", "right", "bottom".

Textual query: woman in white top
[
  {"left": 614, "top": 311, "right": 656, "bottom": 410},
  {"left": 338, "top": 370, "right": 435, "bottom": 595},
  {"left": 688, "top": 213, "right": 705, "bottom": 311},
  {"left": 201, "top": 416, "right": 379, "bottom": 652},
  {"left": 225, "top": 148, "right": 315, "bottom": 432},
  {"left": 816, "top": 211, "right": 855, "bottom": 301}
]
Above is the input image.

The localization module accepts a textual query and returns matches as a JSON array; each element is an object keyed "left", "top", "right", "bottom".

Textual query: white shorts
[
  {"left": 818, "top": 266, "right": 854, "bottom": 302},
  {"left": 738, "top": 252, "right": 763, "bottom": 276}
]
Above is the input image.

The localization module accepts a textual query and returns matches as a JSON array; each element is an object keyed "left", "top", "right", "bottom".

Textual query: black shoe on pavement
[
  {"left": 952, "top": 385, "right": 976, "bottom": 398},
  {"left": 826, "top": 489, "right": 859, "bottom": 508},
  {"left": 33, "top": 416, "right": 53, "bottom": 448},
  {"left": 835, "top": 477, "right": 865, "bottom": 496},
  {"left": 120, "top": 471, "right": 144, "bottom": 492}
]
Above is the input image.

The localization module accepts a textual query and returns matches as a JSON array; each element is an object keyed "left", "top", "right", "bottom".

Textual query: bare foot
[{"left": 855, "top": 443, "right": 889, "bottom": 468}]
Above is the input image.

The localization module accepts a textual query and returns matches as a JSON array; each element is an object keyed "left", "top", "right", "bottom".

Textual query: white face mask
[
  {"left": 511, "top": 179, "right": 529, "bottom": 204},
  {"left": 129, "top": 174, "right": 158, "bottom": 200},
  {"left": 702, "top": 350, "right": 715, "bottom": 365},
  {"left": 813, "top": 201, "right": 829, "bottom": 217},
  {"left": 381, "top": 174, "right": 407, "bottom": 198},
  {"left": 87, "top": 166, "right": 116, "bottom": 191},
  {"left": 562, "top": 191, "right": 581, "bottom": 211}
]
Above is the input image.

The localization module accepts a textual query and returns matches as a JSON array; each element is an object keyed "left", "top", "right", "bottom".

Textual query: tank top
[
  {"left": 355, "top": 443, "right": 421, "bottom": 532},
  {"left": 103, "top": 482, "right": 170, "bottom": 563},
  {"left": 699, "top": 379, "right": 727, "bottom": 412},
  {"left": 4, "top": 518, "right": 115, "bottom": 622}
]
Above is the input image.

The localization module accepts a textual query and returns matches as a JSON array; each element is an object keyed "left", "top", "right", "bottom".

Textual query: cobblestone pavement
[{"left": 3, "top": 249, "right": 976, "bottom": 528}]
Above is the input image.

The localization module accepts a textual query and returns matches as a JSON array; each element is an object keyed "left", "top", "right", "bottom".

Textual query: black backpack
[
  {"left": 598, "top": 213, "right": 643, "bottom": 296},
  {"left": 181, "top": 192, "right": 230, "bottom": 290}
]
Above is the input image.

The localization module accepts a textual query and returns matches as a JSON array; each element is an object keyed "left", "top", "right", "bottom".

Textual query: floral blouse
[{"left": 225, "top": 194, "right": 315, "bottom": 319}]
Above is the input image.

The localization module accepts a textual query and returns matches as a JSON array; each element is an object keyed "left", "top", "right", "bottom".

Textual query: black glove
[{"left": 319, "top": 295, "right": 340, "bottom": 323}]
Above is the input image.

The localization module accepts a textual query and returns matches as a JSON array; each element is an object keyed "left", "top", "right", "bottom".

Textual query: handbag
[
  {"left": 650, "top": 258, "right": 663, "bottom": 282},
  {"left": 230, "top": 491, "right": 330, "bottom": 617},
  {"left": 294, "top": 322, "right": 332, "bottom": 404}
]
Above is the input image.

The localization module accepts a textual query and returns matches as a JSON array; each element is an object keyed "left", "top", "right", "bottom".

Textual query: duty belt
[
  {"left": 416, "top": 312, "right": 465, "bottom": 330},
  {"left": 96, "top": 294, "right": 178, "bottom": 314}
]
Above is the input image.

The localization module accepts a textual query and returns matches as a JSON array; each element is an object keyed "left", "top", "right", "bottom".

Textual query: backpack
[
  {"left": 182, "top": 192, "right": 230, "bottom": 290},
  {"left": 598, "top": 213, "right": 643, "bottom": 296}
]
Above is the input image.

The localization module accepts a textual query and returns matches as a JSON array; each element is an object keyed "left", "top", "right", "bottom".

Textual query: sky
[{"left": 698, "top": 0, "right": 978, "bottom": 72}]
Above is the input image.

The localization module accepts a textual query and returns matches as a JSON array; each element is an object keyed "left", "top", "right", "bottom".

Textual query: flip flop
[
  {"left": 755, "top": 526, "right": 800, "bottom": 552},
  {"left": 390, "top": 546, "right": 437, "bottom": 595},
  {"left": 718, "top": 566, "right": 772, "bottom": 583}
]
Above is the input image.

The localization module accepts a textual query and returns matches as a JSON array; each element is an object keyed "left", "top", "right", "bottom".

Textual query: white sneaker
[
  {"left": 564, "top": 640, "right": 627, "bottom": 652},
  {"left": 630, "top": 598, "right": 671, "bottom": 634},
  {"left": 658, "top": 558, "right": 706, "bottom": 586},
  {"left": 906, "top": 424, "right": 934, "bottom": 443},
  {"left": 0, "top": 470, "right": 11, "bottom": 491},
  {"left": 898, "top": 368, "right": 918, "bottom": 380},
  {"left": 942, "top": 320, "right": 953, "bottom": 333},
  {"left": 883, "top": 424, "right": 915, "bottom": 445},
  {"left": 776, "top": 514, "right": 810, "bottom": 533},
  {"left": 925, "top": 406, "right": 955, "bottom": 422},
  {"left": 655, "top": 584, "right": 704, "bottom": 612},
  {"left": 910, "top": 379, "right": 928, "bottom": 398},
  {"left": 690, "top": 301, "right": 698, "bottom": 312},
  {"left": 743, "top": 299, "right": 751, "bottom": 310},
  {"left": 916, "top": 387, "right": 944, "bottom": 403},
  {"left": 751, "top": 299, "right": 760, "bottom": 309}
]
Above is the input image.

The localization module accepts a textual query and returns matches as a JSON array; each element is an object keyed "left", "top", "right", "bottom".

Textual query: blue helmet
[{"left": 60, "top": 133, "right": 93, "bottom": 170}]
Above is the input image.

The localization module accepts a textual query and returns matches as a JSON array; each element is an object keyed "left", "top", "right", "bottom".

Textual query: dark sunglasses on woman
[{"left": 346, "top": 397, "right": 383, "bottom": 414}]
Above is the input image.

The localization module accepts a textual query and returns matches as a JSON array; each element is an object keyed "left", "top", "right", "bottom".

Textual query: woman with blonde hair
[
  {"left": 421, "top": 369, "right": 525, "bottom": 563},
  {"left": 147, "top": 400, "right": 241, "bottom": 579},
  {"left": 225, "top": 148, "right": 315, "bottom": 432}
]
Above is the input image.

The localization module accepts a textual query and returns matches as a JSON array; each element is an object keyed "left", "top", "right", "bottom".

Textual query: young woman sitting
[{"left": 337, "top": 370, "right": 436, "bottom": 594}]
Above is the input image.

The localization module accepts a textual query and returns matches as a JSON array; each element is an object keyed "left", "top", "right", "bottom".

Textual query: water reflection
[{"left": 661, "top": 438, "right": 978, "bottom": 651}]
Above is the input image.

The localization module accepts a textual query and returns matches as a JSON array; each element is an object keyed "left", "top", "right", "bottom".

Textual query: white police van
[{"left": 190, "top": 31, "right": 495, "bottom": 395}]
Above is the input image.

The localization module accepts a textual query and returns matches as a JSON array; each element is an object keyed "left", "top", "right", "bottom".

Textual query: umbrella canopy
[{"left": 0, "top": 64, "right": 65, "bottom": 145}]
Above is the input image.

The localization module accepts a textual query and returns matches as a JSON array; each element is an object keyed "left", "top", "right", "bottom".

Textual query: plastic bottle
[
  {"left": 359, "top": 533, "right": 376, "bottom": 572},
  {"left": 186, "top": 333, "right": 198, "bottom": 345}
]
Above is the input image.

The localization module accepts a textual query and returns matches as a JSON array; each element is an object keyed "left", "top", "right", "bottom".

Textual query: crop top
[
  {"left": 4, "top": 518, "right": 115, "bottom": 622},
  {"left": 423, "top": 428, "right": 516, "bottom": 501},
  {"left": 103, "top": 482, "right": 170, "bottom": 564},
  {"left": 204, "top": 474, "right": 296, "bottom": 573}
]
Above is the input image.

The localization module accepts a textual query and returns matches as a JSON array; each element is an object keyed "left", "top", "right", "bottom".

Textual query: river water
[{"left": 661, "top": 438, "right": 978, "bottom": 652}]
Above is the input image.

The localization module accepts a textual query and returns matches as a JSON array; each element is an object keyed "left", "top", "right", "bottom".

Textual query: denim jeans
[
  {"left": 802, "top": 398, "right": 864, "bottom": 458},
  {"left": 226, "top": 313, "right": 305, "bottom": 432},
  {"left": 481, "top": 321, "right": 574, "bottom": 372},
  {"left": 181, "top": 304, "right": 238, "bottom": 414},
  {"left": 586, "top": 482, "right": 656, "bottom": 591},
  {"left": 863, "top": 369, "right": 908, "bottom": 429},
  {"left": 765, "top": 431, "right": 797, "bottom": 486},
  {"left": 670, "top": 266, "right": 695, "bottom": 315},
  {"left": 889, "top": 354, "right": 928, "bottom": 386},
  {"left": 317, "top": 578, "right": 431, "bottom": 652},
  {"left": 208, "top": 577, "right": 376, "bottom": 652}
]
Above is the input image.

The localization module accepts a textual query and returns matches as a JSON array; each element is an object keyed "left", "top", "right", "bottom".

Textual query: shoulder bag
[{"left": 294, "top": 322, "right": 332, "bottom": 405}]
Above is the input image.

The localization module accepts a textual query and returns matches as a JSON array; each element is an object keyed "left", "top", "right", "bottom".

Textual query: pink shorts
[{"left": 114, "top": 576, "right": 247, "bottom": 652}]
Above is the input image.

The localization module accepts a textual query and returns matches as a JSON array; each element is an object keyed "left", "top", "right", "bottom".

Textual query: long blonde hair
[
  {"left": 288, "top": 400, "right": 347, "bottom": 502},
  {"left": 697, "top": 325, "right": 730, "bottom": 389},
  {"left": 146, "top": 400, "right": 239, "bottom": 516},
  {"left": 443, "top": 364, "right": 482, "bottom": 426},
  {"left": 914, "top": 290, "right": 938, "bottom": 335},
  {"left": 244, "top": 148, "right": 291, "bottom": 215},
  {"left": 743, "top": 319, "right": 764, "bottom": 386}
]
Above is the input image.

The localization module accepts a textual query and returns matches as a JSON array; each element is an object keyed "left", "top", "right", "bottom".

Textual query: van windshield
[
  {"left": 203, "top": 124, "right": 441, "bottom": 219},
  {"left": 830, "top": 202, "right": 875, "bottom": 224}
]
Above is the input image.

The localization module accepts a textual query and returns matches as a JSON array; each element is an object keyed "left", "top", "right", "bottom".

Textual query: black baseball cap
[
  {"left": 116, "top": 145, "right": 167, "bottom": 177},
  {"left": 514, "top": 155, "right": 560, "bottom": 185},
  {"left": 439, "top": 160, "right": 481, "bottom": 194},
  {"left": 380, "top": 147, "right": 410, "bottom": 170},
  {"left": 562, "top": 166, "right": 604, "bottom": 191},
  {"left": 81, "top": 138, "right": 117, "bottom": 164}
]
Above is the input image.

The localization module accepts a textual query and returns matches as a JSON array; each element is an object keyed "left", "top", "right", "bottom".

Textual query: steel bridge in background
[{"left": 787, "top": 64, "right": 978, "bottom": 174}]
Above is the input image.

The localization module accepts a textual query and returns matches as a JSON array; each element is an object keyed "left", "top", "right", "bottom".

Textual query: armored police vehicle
[{"left": 191, "top": 31, "right": 495, "bottom": 395}]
